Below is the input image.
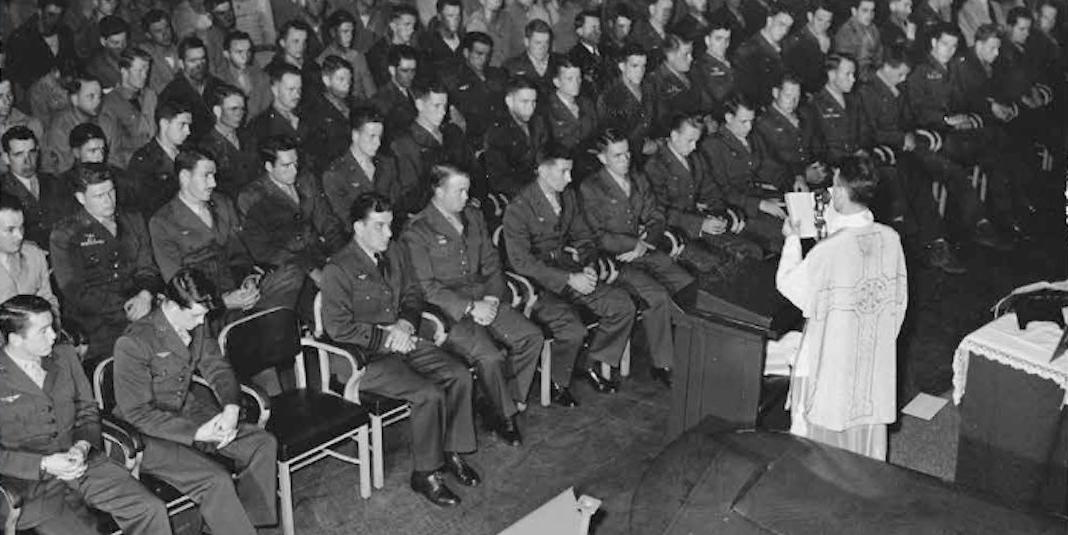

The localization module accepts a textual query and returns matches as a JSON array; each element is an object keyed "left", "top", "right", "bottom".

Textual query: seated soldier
[
  {"left": 0, "top": 197, "right": 60, "bottom": 310},
  {"left": 484, "top": 76, "right": 548, "bottom": 197},
  {"left": 441, "top": 32, "right": 509, "bottom": 150},
  {"left": 645, "top": 114, "right": 762, "bottom": 274},
  {"left": 198, "top": 83, "right": 259, "bottom": 198},
  {"left": 833, "top": 0, "right": 883, "bottom": 81},
  {"left": 754, "top": 75, "right": 824, "bottom": 196},
  {"left": 691, "top": 18, "right": 737, "bottom": 118},
  {"left": 49, "top": 163, "right": 161, "bottom": 367},
  {"left": 503, "top": 19, "right": 563, "bottom": 98},
  {"left": 140, "top": 9, "right": 181, "bottom": 95},
  {"left": 264, "top": 20, "right": 323, "bottom": 92},
  {"left": 600, "top": 5, "right": 634, "bottom": 64},
  {"left": 568, "top": 9, "right": 609, "bottom": 95},
  {"left": 580, "top": 129, "right": 695, "bottom": 387},
  {"left": 733, "top": 5, "right": 792, "bottom": 107},
  {"left": 123, "top": 100, "right": 193, "bottom": 218},
  {"left": 0, "top": 75, "right": 45, "bottom": 177},
  {"left": 85, "top": 15, "right": 128, "bottom": 90},
  {"left": 158, "top": 36, "right": 226, "bottom": 144},
  {"left": 544, "top": 59, "right": 597, "bottom": 159},
  {"left": 466, "top": 0, "right": 523, "bottom": 68},
  {"left": 503, "top": 150, "right": 637, "bottom": 402},
  {"left": 671, "top": 0, "right": 712, "bottom": 54},
  {"left": 61, "top": 124, "right": 127, "bottom": 204},
  {"left": 321, "top": 192, "right": 479, "bottom": 507},
  {"left": 317, "top": 10, "right": 377, "bottom": 101},
  {"left": 245, "top": 63, "right": 317, "bottom": 171},
  {"left": 403, "top": 165, "right": 544, "bottom": 446},
  {"left": 237, "top": 136, "right": 347, "bottom": 316},
  {"left": 367, "top": 5, "right": 421, "bottom": 87},
  {"left": 42, "top": 72, "right": 103, "bottom": 176},
  {"left": 113, "top": 268, "right": 278, "bottom": 533},
  {"left": 646, "top": 34, "right": 701, "bottom": 135},
  {"left": 419, "top": 0, "right": 467, "bottom": 79},
  {"left": 99, "top": 47, "right": 158, "bottom": 169},
  {"left": 216, "top": 30, "right": 273, "bottom": 118},
  {"left": 628, "top": 0, "right": 673, "bottom": 68},
  {"left": 1, "top": 126, "right": 71, "bottom": 248},
  {"left": 0, "top": 294, "right": 171, "bottom": 535},
  {"left": 596, "top": 44, "right": 657, "bottom": 161},
  {"left": 304, "top": 55, "right": 356, "bottom": 171},
  {"left": 370, "top": 45, "right": 420, "bottom": 142},
  {"left": 322, "top": 106, "right": 402, "bottom": 227},
  {"left": 782, "top": 0, "right": 832, "bottom": 95}
]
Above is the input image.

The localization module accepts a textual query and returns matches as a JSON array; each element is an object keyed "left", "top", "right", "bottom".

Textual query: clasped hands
[
  {"left": 41, "top": 440, "right": 92, "bottom": 481},
  {"left": 567, "top": 267, "right": 598, "bottom": 295},
  {"left": 469, "top": 297, "right": 500, "bottom": 326},
  {"left": 194, "top": 404, "right": 240, "bottom": 449},
  {"left": 379, "top": 320, "right": 417, "bottom": 354}
]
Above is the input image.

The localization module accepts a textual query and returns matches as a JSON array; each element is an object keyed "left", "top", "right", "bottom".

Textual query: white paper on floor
[{"left": 901, "top": 393, "right": 949, "bottom": 421}]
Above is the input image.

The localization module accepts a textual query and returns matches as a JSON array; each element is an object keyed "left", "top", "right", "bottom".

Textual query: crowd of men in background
[{"left": 0, "top": 0, "right": 1065, "bottom": 523}]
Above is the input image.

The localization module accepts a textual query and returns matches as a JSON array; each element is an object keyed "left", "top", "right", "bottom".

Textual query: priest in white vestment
[{"left": 775, "top": 156, "right": 908, "bottom": 460}]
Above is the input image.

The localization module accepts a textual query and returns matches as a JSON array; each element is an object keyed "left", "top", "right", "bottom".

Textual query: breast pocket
[{"left": 428, "top": 238, "right": 463, "bottom": 278}]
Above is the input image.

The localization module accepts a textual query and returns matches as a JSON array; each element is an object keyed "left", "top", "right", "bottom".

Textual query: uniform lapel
[{"left": 0, "top": 350, "right": 48, "bottom": 398}]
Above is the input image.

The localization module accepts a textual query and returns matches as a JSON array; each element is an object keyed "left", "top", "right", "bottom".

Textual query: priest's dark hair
[
  {"left": 349, "top": 192, "right": 393, "bottom": 226},
  {"left": 836, "top": 155, "right": 880, "bottom": 206},
  {"left": 0, "top": 295, "right": 53, "bottom": 342}
]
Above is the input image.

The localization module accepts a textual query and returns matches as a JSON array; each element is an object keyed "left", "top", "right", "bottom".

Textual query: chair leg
[
  {"left": 371, "top": 416, "right": 385, "bottom": 489},
  {"left": 357, "top": 427, "right": 372, "bottom": 499},
  {"left": 278, "top": 463, "right": 295, "bottom": 535},
  {"left": 540, "top": 340, "right": 552, "bottom": 407},
  {"left": 620, "top": 340, "right": 631, "bottom": 378}
]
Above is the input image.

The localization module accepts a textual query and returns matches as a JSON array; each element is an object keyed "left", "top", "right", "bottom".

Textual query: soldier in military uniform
[
  {"left": 244, "top": 63, "right": 317, "bottom": 171},
  {"left": 322, "top": 107, "right": 402, "bottom": 227},
  {"left": 301, "top": 55, "right": 356, "bottom": 176},
  {"left": 503, "top": 19, "right": 564, "bottom": 98},
  {"left": 113, "top": 268, "right": 278, "bottom": 534},
  {"left": 503, "top": 150, "right": 637, "bottom": 403},
  {"left": 321, "top": 192, "right": 479, "bottom": 507},
  {"left": 99, "top": 48, "right": 158, "bottom": 169},
  {"left": 754, "top": 76, "right": 819, "bottom": 189},
  {"left": 483, "top": 76, "right": 548, "bottom": 198},
  {"left": 596, "top": 44, "right": 657, "bottom": 162},
  {"left": 441, "top": 32, "right": 509, "bottom": 149},
  {"left": 691, "top": 19, "right": 736, "bottom": 118},
  {"left": 628, "top": 0, "right": 673, "bottom": 68},
  {"left": 579, "top": 129, "right": 694, "bottom": 387},
  {"left": 544, "top": 59, "right": 598, "bottom": 159},
  {"left": 123, "top": 100, "right": 192, "bottom": 219},
  {"left": 198, "top": 84, "right": 259, "bottom": 199},
  {"left": 370, "top": 45, "right": 419, "bottom": 144},
  {"left": 568, "top": 10, "right": 609, "bottom": 96},
  {"left": 782, "top": 0, "right": 832, "bottom": 95},
  {"left": 646, "top": 34, "right": 700, "bottom": 135},
  {"left": 49, "top": 164, "right": 161, "bottom": 365},
  {"left": 0, "top": 294, "right": 171, "bottom": 535},
  {"left": 403, "top": 165, "right": 544, "bottom": 446},
  {"left": 0, "top": 126, "right": 71, "bottom": 248},
  {"left": 733, "top": 5, "right": 792, "bottom": 107}
]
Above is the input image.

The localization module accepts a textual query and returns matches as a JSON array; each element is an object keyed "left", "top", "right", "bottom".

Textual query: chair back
[
  {"left": 219, "top": 307, "right": 304, "bottom": 380},
  {"left": 92, "top": 357, "right": 117, "bottom": 414}
]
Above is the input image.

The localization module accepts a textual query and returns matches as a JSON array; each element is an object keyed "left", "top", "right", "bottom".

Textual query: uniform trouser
[
  {"left": 78, "top": 309, "right": 128, "bottom": 364},
  {"left": 739, "top": 212, "right": 786, "bottom": 254},
  {"left": 445, "top": 306, "right": 544, "bottom": 417},
  {"left": 254, "top": 263, "right": 308, "bottom": 313},
  {"left": 616, "top": 251, "right": 693, "bottom": 369},
  {"left": 903, "top": 148, "right": 984, "bottom": 231},
  {"left": 25, "top": 454, "right": 171, "bottom": 535},
  {"left": 941, "top": 127, "right": 1031, "bottom": 220},
  {"left": 140, "top": 424, "right": 278, "bottom": 535},
  {"left": 677, "top": 233, "right": 763, "bottom": 275},
  {"left": 531, "top": 286, "right": 636, "bottom": 385},
  {"left": 359, "top": 343, "right": 476, "bottom": 472}
]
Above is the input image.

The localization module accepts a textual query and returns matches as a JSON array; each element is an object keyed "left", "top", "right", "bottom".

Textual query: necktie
[
  {"left": 547, "top": 193, "right": 561, "bottom": 215},
  {"left": 375, "top": 253, "right": 390, "bottom": 279},
  {"left": 28, "top": 177, "right": 40, "bottom": 199}
]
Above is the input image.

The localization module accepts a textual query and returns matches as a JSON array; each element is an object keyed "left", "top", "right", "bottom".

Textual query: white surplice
[{"left": 775, "top": 209, "right": 908, "bottom": 459}]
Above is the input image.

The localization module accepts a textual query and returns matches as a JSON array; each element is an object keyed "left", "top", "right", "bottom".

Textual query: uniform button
[{"left": 50, "top": 432, "right": 58, "bottom": 439}]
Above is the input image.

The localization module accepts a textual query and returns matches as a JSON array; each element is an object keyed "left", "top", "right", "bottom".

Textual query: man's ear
[
  {"left": 74, "top": 191, "right": 87, "bottom": 207},
  {"left": 212, "top": 105, "right": 222, "bottom": 120}
]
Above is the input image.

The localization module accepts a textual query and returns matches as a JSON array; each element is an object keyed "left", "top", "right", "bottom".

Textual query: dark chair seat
[
  {"left": 358, "top": 391, "right": 409, "bottom": 416},
  {"left": 266, "top": 389, "right": 371, "bottom": 461}
]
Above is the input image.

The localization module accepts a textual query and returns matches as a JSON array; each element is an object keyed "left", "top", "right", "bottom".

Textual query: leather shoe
[
  {"left": 581, "top": 367, "right": 618, "bottom": 393},
  {"left": 410, "top": 470, "right": 460, "bottom": 507},
  {"left": 923, "top": 239, "right": 966, "bottom": 275},
  {"left": 443, "top": 452, "right": 481, "bottom": 487},
  {"left": 650, "top": 367, "right": 673, "bottom": 388},
  {"left": 550, "top": 383, "right": 579, "bottom": 407},
  {"left": 494, "top": 415, "right": 522, "bottom": 446}
]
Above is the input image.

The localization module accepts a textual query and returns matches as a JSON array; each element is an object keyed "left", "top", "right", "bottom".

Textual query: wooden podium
[{"left": 668, "top": 261, "right": 800, "bottom": 440}]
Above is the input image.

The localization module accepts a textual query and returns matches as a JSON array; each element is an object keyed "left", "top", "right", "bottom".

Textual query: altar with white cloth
[{"left": 952, "top": 306, "right": 1068, "bottom": 514}]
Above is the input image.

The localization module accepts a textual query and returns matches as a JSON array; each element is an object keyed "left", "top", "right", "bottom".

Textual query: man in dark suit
[
  {"left": 322, "top": 107, "right": 402, "bottom": 226},
  {"left": 158, "top": 36, "right": 225, "bottom": 143},
  {"left": 483, "top": 76, "right": 548, "bottom": 197},
  {"left": 0, "top": 126, "right": 71, "bottom": 248},
  {"left": 113, "top": 269, "right": 278, "bottom": 534},
  {"left": 503, "top": 151, "right": 637, "bottom": 402},
  {"left": 403, "top": 165, "right": 544, "bottom": 446},
  {"left": 321, "top": 191, "right": 479, "bottom": 507},
  {"left": 0, "top": 294, "right": 171, "bottom": 535},
  {"left": 49, "top": 164, "right": 161, "bottom": 366},
  {"left": 503, "top": 19, "right": 564, "bottom": 98},
  {"left": 198, "top": 84, "right": 259, "bottom": 199},
  {"left": 579, "top": 129, "right": 694, "bottom": 387},
  {"left": 568, "top": 9, "right": 608, "bottom": 96},
  {"left": 370, "top": 44, "right": 420, "bottom": 143},
  {"left": 441, "top": 32, "right": 509, "bottom": 148},
  {"left": 123, "top": 100, "right": 192, "bottom": 219},
  {"left": 733, "top": 5, "right": 793, "bottom": 107}
]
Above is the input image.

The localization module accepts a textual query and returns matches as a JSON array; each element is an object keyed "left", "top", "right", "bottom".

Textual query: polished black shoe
[
  {"left": 581, "top": 367, "right": 618, "bottom": 393},
  {"left": 494, "top": 415, "right": 522, "bottom": 446},
  {"left": 923, "top": 239, "right": 966, "bottom": 275},
  {"left": 410, "top": 470, "right": 461, "bottom": 507},
  {"left": 443, "top": 452, "right": 481, "bottom": 487},
  {"left": 550, "top": 383, "right": 579, "bottom": 407},
  {"left": 972, "top": 220, "right": 1013, "bottom": 252},
  {"left": 650, "top": 366, "right": 673, "bottom": 388}
]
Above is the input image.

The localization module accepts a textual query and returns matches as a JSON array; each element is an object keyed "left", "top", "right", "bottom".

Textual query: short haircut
[
  {"left": 69, "top": 161, "right": 115, "bottom": 193},
  {"left": 617, "top": 42, "right": 647, "bottom": 64},
  {"left": 175, "top": 148, "right": 213, "bottom": 176},
  {"left": 350, "top": 106, "right": 384, "bottom": 132},
  {"left": 722, "top": 93, "right": 754, "bottom": 117},
  {"left": 225, "top": 30, "right": 252, "bottom": 50},
  {"left": 390, "top": 4, "right": 419, "bottom": 22},
  {"left": 325, "top": 9, "right": 356, "bottom": 39},
  {"left": 506, "top": 75, "right": 538, "bottom": 96},
  {"left": 162, "top": 267, "right": 220, "bottom": 312},
  {"left": 62, "top": 70, "right": 100, "bottom": 95},
  {"left": 208, "top": 83, "right": 245, "bottom": 109},
  {"left": 178, "top": 36, "right": 207, "bottom": 60},
  {"left": 321, "top": 54, "right": 353, "bottom": 76},
  {"left": 412, "top": 80, "right": 448, "bottom": 102},
  {"left": 880, "top": 45, "right": 910, "bottom": 69},
  {"left": 68, "top": 122, "right": 106, "bottom": 149},
  {"left": 98, "top": 15, "right": 129, "bottom": 38},
  {"left": 525, "top": 19, "right": 553, "bottom": 39},
  {"left": 462, "top": 31, "right": 494, "bottom": 51},
  {"left": 0, "top": 195, "right": 24, "bottom": 217},
  {"left": 574, "top": 9, "right": 599, "bottom": 30},
  {"left": 437, "top": 0, "right": 462, "bottom": 12},
  {"left": 258, "top": 135, "right": 299, "bottom": 165},
  {"left": 1007, "top": 6, "right": 1033, "bottom": 25},
  {"left": 39, "top": 0, "right": 67, "bottom": 11},
  {"left": 610, "top": 4, "right": 633, "bottom": 21},
  {"left": 388, "top": 44, "right": 419, "bottom": 67},
  {"left": 852, "top": 0, "right": 875, "bottom": 9},
  {"left": 824, "top": 52, "right": 856, "bottom": 73},
  {"left": 204, "top": 0, "right": 231, "bottom": 11},
  {"left": 974, "top": 23, "right": 1001, "bottom": 43},
  {"left": 594, "top": 128, "right": 628, "bottom": 153},
  {"left": 668, "top": 113, "right": 703, "bottom": 133},
  {"left": 0, "top": 295, "right": 53, "bottom": 343},
  {"left": 707, "top": 14, "right": 733, "bottom": 32},
  {"left": 119, "top": 47, "right": 152, "bottom": 70},
  {"left": 836, "top": 155, "right": 879, "bottom": 205},
  {"left": 155, "top": 99, "right": 191, "bottom": 124},
  {"left": 429, "top": 163, "right": 465, "bottom": 188},
  {"left": 808, "top": 0, "right": 833, "bottom": 14},
  {"left": 1, "top": 126, "right": 37, "bottom": 153},
  {"left": 663, "top": 33, "right": 691, "bottom": 53},
  {"left": 776, "top": 73, "right": 803, "bottom": 90},
  {"left": 141, "top": 9, "right": 169, "bottom": 31},
  {"left": 349, "top": 191, "right": 393, "bottom": 226},
  {"left": 766, "top": 4, "right": 791, "bottom": 18},
  {"left": 278, "top": 20, "right": 313, "bottom": 43},
  {"left": 551, "top": 57, "right": 580, "bottom": 79},
  {"left": 930, "top": 22, "right": 959, "bottom": 42},
  {"left": 538, "top": 145, "right": 573, "bottom": 166},
  {"left": 267, "top": 61, "right": 302, "bottom": 84}
]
